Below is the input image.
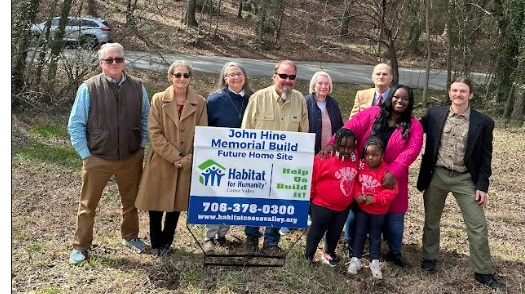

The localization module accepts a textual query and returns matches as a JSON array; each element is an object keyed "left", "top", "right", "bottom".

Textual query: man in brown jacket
[
  {"left": 67, "top": 42, "right": 150, "bottom": 264},
  {"left": 348, "top": 63, "right": 393, "bottom": 119}
]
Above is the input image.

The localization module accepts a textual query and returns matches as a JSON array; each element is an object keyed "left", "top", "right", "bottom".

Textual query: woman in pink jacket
[{"left": 323, "top": 84, "right": 423, "bottom": 267}]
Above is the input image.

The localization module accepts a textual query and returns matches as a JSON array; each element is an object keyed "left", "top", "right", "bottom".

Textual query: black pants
[
  {"left": 149, "top": 211, "right": 181, "bottom": 249},
  {"left": 305, "top": 203, "right": 349, "bottom": 258},
  {"left": 352, "top": 206, "right": 386, "bottom": 260}
]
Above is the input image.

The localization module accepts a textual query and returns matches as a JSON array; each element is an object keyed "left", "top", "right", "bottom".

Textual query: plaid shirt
[{"left": 436, "top": 107, "right": 470, "bottom": 172}]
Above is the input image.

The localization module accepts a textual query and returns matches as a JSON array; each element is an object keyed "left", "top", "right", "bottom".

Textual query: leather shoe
[
  {"left": 421, "top": 259, "right": 437, "bottom": 273},
  {"left": 474, "top": 273, "right": 507, "bottom": 291},
  {"left": 385, "top": 251, "right": 412, "bottom": 268}
]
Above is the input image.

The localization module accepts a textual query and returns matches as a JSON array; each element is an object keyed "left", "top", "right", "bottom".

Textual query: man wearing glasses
[
  {"left": 67, "top": 42, "right": 150, "bottom": 265},
  {"left": 348, "top": 63, "right": 393, "bottom": 119},
  {"left": 241, "top": 60, "right": 309, "bottom": 254}
]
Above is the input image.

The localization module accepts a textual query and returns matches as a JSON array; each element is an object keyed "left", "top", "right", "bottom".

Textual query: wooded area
[{"left": 11, "top": 0, "right": 525, "bottom": 122}]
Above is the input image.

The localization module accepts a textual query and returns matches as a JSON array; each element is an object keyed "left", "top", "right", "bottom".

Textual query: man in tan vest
[
  {"left": 348, "top": 63, "right": 393, "bottom": 119},
  {"left": 67, "top": 42, "right": 150, "bottom": 264}
]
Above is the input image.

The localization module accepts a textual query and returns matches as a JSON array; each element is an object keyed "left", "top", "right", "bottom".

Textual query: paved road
[{"left": 64, "top": 49, "right": 489, "bottom": 90}]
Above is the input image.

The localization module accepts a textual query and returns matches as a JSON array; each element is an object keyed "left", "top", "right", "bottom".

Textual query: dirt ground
[
  {"left": 11, "top": 0, "right": 525, "bottom": 292},
  {"left": 11, "top": 108, "right": 525, "bottom": 293}
]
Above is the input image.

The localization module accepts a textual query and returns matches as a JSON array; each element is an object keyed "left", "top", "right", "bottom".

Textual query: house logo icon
[{"left": 197, "top": 159, "right": 226, "bottom": 186}]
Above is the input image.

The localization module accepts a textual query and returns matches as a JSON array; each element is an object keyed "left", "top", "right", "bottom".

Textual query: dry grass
[
  {"left": 13, "top": 0, "right": 524, "bottom": 292},
  {"left": 11, "top": 69, "right": 525, "bottom": 293}
]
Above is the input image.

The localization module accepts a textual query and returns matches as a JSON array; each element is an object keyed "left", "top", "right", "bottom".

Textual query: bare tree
[
  {"left": 184, "top": 0, "right": 199, "bottom": 27},
  {"left": 339, "top": 0, "right": 352, "bottom": 37},
  {"left": 87, "top": 0, "right": 98, "bottom": 17},
  {"left": 407, "top": 0, "right": 424, "bottom": 56},
  {"left": 126, "top": 0, "right": 139, "bottom": 28},
  {"left": 237, "top": 0, "right": 243, "bottom": 18},
  {"left": 422, "top": 0, "right": 431, "bottom": 106},
  {"left": 12, "top": 0, "right": 40, "bottom": 96},
  {"left": 46, "top": 0, "right": 74, "bottom": 85}
]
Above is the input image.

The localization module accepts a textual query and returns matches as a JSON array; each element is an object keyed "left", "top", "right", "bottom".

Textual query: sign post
[{"left": 187, "top": 126, "right": 315, "bottom": 266}]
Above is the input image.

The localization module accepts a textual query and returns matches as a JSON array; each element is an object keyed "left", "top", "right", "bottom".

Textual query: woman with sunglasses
[
  {"left": 320, "top": 84, "right": 423, "bottom": 270},
  {"left": 136, "top": 60, "right": 208, "bottom": 256}
]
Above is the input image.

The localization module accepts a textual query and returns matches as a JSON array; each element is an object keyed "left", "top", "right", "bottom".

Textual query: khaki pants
[
  {"left": 73, "top": 149, "right": 144, "bottom": 252},
  {"left": 422, "top": 166, "right": 493, "bottom": 274}
]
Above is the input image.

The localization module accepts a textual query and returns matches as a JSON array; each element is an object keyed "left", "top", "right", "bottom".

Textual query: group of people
[{"left": 66, "top": 42, "right": 506, "bottom": 291}]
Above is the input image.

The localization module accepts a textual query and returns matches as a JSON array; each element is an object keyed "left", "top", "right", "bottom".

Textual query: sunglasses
[
  {"left": 101, "top": 57, "right": 124, "bottom": 64},
  {"left": 275, "top": 73, "right": 297, "bottom": 80},
  {"left": 171, "top": 72, "right": 192, "bottom": 79}
]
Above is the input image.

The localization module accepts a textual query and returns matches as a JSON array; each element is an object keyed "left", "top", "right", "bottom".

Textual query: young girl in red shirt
[
  {"left": 347, "top": 136, "right": 398, "bottom": 279},
  {"left": 305, "top": 128, "right": 359, "bottom": 266}
]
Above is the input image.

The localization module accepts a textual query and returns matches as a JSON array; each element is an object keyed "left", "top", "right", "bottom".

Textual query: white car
[{"left": 31, "top": 16, "right": 113, "bottom": 49}]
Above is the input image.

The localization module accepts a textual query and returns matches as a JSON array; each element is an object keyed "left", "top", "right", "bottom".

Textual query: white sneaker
[
  {"left": 203, "top": 240, "right": 215, "bottom": 253},
  {"left": 347, "top": 257, "right": 362, "bottom": 275},
  {"left": 370, "top": 259, "right": 383, "bottom": 279}
]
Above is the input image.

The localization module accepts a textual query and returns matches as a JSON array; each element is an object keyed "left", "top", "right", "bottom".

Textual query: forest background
[{"left": 10, "top": 0, "right": 525, "bottom": 293}]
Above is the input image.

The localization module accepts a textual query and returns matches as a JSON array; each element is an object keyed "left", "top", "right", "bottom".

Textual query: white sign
[{"left": 187, "top": 127, "right": 315, "bottom": 228}]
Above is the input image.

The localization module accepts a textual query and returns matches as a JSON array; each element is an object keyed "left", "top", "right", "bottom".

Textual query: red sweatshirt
[
  {"left": 310, "top": 154, "right": 359, "bottom": 212},
  {"left": 354, "top": 160, "right": 398, "bottom": 214}
]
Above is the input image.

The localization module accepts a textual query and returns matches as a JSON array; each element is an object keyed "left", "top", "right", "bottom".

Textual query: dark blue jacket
[
  {"left": 305, "top": 93, "right": 344, "bottom": 154},
  {"left": 207, "top": 88, "right": 249, "bottom": 128}
]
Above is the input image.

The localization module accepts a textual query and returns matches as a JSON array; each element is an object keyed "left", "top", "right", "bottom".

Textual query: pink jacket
[{"left": 328, "top": 106, "right": 423, "bottom": 213}]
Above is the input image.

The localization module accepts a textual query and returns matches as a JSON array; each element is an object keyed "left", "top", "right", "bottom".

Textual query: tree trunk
[
  {"left": 339, "top": 0, "right": 351, "bottom": 37},
  {"left": 490, "top": 0, "right": 522, "bottom": 107},
  {"left": 377, "top": 0, "right": 386, "bottom": 57},
  {"left": 422, "top": 0, "right": 431, "bottom": 106},
  {"left": 389, "top": 39, "right": 399, "bottom": 85},
  {"left": 126, "top": 0, "right": 139, "bottom": 28},
  {"left": 511, "top": 88, "right": 525, "bottom": 121},
  {"left": 407, "top": 0, "right": 423, "bottom": 56},
  {"left": 237, "top": 0, "right": 243, "bottom": 18},
  {"left": 47, "top": 0, "right": 73, "bottom": 85},
  {"left": 87, "top": 0, "right": 98, "bottom": 17},
  {"left": 273, "top": 1, "right": 286, "bottom": 45},
  {"left": 184, "top": 0, "right": 199, "bottom": 27},
  {"left": 446, "top": 0, "right": 453, "bottom": 89},
  {"left": 11, "top": 0, "right": 40, "bottom": 96},
  {"left": 34, "top": 1, "right": 59, "bottom": 88}
]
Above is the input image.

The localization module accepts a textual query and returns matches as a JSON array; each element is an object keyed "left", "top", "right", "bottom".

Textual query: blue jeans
[
  {"left": 343, "top": 204, "right": 356, "bottom": 243},
  {"left": 352, "top": 206, "right": 386, "bottom": 260},
  {"left": 383, "top": 212, "right": 405, "bottom": 254},
  {"left": 245, "top": 226, "right": 280, "bottom": 246}
]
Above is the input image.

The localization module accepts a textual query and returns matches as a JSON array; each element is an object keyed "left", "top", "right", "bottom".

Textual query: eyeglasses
[
  {"left": 171, "top": 72, "right": 191, "bottom": 79},
  {"left": 275, "top": 73, "right": 297, "bottom": 80},
  {"left": 101, "top": 57, "right": 124, "bottom": 64},
  {"left": 227, "top": 72, "right": 244, "bottom": 78}
]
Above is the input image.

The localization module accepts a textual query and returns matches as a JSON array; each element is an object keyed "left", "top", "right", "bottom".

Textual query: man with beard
[{"left": 241, "top": 60, "right": 309, "bottom": 254}]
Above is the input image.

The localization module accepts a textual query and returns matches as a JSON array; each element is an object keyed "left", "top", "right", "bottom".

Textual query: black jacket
[{"left": 417, "top": 105, "right": 494, "bottom": 192}]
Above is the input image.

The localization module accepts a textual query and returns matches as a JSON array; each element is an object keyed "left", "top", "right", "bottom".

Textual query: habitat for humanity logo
[{"left": 197, "top": 159, "right": 226, "bottom": 186}]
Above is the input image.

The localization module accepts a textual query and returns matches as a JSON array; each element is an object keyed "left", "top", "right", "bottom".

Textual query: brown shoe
[
  {"left": 262, "top": 244, "right": 284, "bottom": 256},
  {"left": 245, "top": 237, "right": 259, "bottom": 252}
]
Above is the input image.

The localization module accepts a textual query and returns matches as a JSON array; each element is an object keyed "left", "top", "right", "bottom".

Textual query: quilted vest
[{"left": 85, "top": 73, "right": 143, "bottom": 160}]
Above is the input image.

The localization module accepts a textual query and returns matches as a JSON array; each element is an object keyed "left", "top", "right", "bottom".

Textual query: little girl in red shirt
[
  {"left": 347, "top": 136, "right": 398, "bottom": 279},
  {"left": 305, "top": 128, "right": 359, "bottom": 266}
]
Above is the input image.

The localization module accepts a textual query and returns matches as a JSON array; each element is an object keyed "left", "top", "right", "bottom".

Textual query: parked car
[{"left": 31, "top": 16, "right": 113, "bottom": 49}]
